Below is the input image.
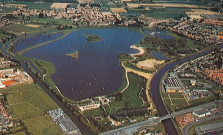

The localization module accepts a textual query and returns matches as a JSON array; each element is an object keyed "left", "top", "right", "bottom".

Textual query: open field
[
  {"left": 5, "top": 4, "right": 27, "bottom": 8},
  {"left": 0, "top": 24, "right": 54, "bottom": 36},
  {"left": 84, "top": 108, "right": 104, "bottom": 117},
  {"left": 23, "top": 114, "right": 63, "bottom": 135},
  {"left": 141, "top": 3, "right": 201, "bottom": 8},
  {"left": 110, "top": 8, "right": 127, "bottom": 13},
  {"left": 25, "top": 24, "right": 42, "bottom": 28},
  {"left": 11, "top": 1, "right": 53, "bottom": 10},
  {"left": 137, "top": 59, "right": 164, "bottom": 70},
  {"left": 163, "top": 93, "right": 188, "bottom": 111},
  {"left": 122, "top": 73, "right": 145, "bottom": 107},
  {"left": 105, "top": 73, "right": 146, "bottom": 115},
  {"left": 123, "top": 62, "right": 154, "bottom": 79},
  {"left": 186, "top": 9, "right": 220, "bottom": 15},
  {"left": 169, "top": 93, "right": 185, "bottom": 99},
  {"left": 50, "top": 3, "right": 71, "bottom": 9},
  {"left": 0, "top": 83, "right": 62, "bottom": 135}
]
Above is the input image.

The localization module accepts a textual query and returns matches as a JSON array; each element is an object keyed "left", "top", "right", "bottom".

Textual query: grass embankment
[
  {"left": 2, "top": 83, "right": 62, "bottom": 135},
  {"left": 16, "top": 30, "right": 72, "bottom": 55}
]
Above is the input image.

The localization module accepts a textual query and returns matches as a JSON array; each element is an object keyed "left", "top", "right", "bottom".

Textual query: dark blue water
[
  {"left": 144, "top": 30, "right": 174, "bottom": 40},
  {"left": 14, "top": 33, "right": 63, "bottom": 52},
  {"left": 23, "top": 28, "right": 143, "bottom": 100},
  {"left": 151, "top": 51, "right": 169, "bottom": 60}
]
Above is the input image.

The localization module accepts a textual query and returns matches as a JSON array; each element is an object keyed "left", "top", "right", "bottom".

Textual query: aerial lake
[
  {"left": 14, "top": 33, "right": 63, "bottom": 52},
  {"left": 22, "top": 28, "right": 144, "bottom": 100}
]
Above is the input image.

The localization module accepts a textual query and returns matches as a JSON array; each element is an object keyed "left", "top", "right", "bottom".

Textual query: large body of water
[
  {"left": 14, "top": 33, "right": 63, "bottom": 52},
  {"left": 22, "top": 28, "right": 144, "bottom": 100}
]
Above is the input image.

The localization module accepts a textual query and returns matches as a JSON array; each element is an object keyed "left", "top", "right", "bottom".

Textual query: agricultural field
[
  {"left": 1, "top": 83, "right": 62, "bottom": 135},
  {"left": 6, "top": 1, "right": 53, "bottom": 10},
  {"left": 0, "top": 24, "right": 46, "bottom": 35}
]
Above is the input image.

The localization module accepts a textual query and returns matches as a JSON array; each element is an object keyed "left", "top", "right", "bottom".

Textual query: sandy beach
[
  {"left": 137, "top": 59, "right": 165, "bottom": 70},
  {"left": 130, "top": 45, "right": 145, "bottom": 57}
]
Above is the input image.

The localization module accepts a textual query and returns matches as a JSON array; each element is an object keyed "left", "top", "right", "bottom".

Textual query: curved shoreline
[{"left": 130, "top": 45, "right": 145, "bottom": 57}]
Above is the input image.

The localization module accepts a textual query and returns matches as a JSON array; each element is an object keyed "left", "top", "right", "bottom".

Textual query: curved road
[{"left": 150, "top": 44, "right": 223, "bottom": 135}]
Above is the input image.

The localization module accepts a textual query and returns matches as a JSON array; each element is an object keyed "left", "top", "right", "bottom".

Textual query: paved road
[
  {"left": 182, "top": 114, "right": 223, "bottom": 135},
  {"left": 2, "top": 41, "right": 93, "bottom": 135},
  {"left": 100, "top": 100, "right": 222, "bottom": 135}
]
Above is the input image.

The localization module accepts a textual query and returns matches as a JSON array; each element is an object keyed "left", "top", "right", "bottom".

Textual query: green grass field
[
  {"left": 1, "top": 83, "right": 62, "bottom": 135},
  {"left": 105, "top": 73, "right": 145, "bottom": 116},
  {"left": 171, "top": 99, "right": 187, "bottom": 105},
  {"left": 84, "top": 108, "right": 104, "bottom": 117},
  {"left": 13, "top": 1, "right": 53, "bottom": 10},
  {"left": 23, "top": 114, "right": 62, "bottom": 135},
  {"left": 169, "top": 93, "right": 185, "bottom": 99},
  {"left": 122, "top": 73, "right": 145, "bottom": 107},
  {"left": 162, "top": 93, "right": 169, "bottom": 99},
  {"left": 105, "top": 101, "right": 125, "bottom": 115}
]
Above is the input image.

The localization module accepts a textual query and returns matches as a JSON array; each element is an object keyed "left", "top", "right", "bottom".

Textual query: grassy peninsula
[
  {"left": 83, "top": 33, "right": 102, "bottom": 42},
  {"left": 66, "top": 50, "right": 78, "bottom": 59}
]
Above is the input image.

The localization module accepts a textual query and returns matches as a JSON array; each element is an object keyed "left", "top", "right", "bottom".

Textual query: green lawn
[
  {"left": 23, "top": 88, "right": 58, "bottom": 111},
  {"left": 1, "top": 83, "right": 62, "bottom": 135},
  {"left": 105, "top": 101, "right": 125, "bottom": 115},
  {"left": 122, "top": 73, "right": 144, "bottom": 107},
  {"left": 23, "top": 114, "right": 62, "bottom": 135},
  {"left": 162, "top": 93, "right": 169, "bottom": 99},
  {"left": 171, "top": 99, "right": 187, "bottom": 105},
  {"left": 0, "top": 23, "right": 55, "bottom": 36},
  {"left": 10, "top": 102, "right": 38, "bottom": 115},
  {"left": 189, "top": 95, "right": 216, "bottom": 105},
  {"left": 84, "top": 108, "right": 104, "bottom": 117},
  {"left": 7, "top": 92, "right": 27, "bottom": 104},
  {"left": 164, "top": 99, "right": 171, "bottom": 106},
  {"left": 169, "top": 94, "right": 185, "bottom": 99}
]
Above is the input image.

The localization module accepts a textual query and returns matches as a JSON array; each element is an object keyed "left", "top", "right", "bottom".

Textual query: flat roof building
[{"left": 193, "top": 108, "right": 210, "bottom": 118}]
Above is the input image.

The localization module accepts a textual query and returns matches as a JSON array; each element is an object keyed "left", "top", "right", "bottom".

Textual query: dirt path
[{"left": 120, "top": 62, "right": 130, "bottom": 93}]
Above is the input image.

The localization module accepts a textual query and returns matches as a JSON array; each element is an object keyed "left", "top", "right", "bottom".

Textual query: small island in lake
[
  {"left": 83, "top": 33, "right": 103, "bottom": 42},
  {"left": 66, "top": 50, "right": 78, "bottom": 59}
]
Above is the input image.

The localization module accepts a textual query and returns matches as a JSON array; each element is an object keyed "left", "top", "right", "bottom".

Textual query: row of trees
[{"left": 143, "top": 36, "right": 187, "bottom": 50}]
